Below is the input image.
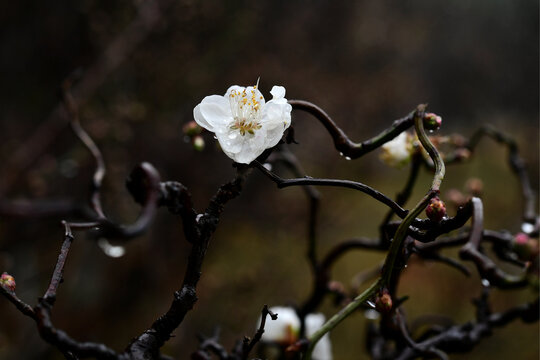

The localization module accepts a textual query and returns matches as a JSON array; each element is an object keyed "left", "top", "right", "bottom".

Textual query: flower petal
[
  {"left": 270, "top": 85, "right": 286, "bottom": 100},
  {"left": 197, "top": 95, "right": 233, "bottom": 133},
  {"left": 263, "top": 101, "right": 292, "bottom": 129}
]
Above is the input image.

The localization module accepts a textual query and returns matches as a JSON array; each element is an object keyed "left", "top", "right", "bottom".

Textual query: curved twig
[
  {"left": 62, "top": 85, "right": 106, "bottom": 219},
  {"left": 459, "top": 197, "right": 528, "bottom": 288},
  {"left": 395, "top": 298, "right": 539, "bottom": 360},
  {"left": 396, "top": 310, "right": 449, "bottom": 360},
  {"left": 241, "top": 305, "right": 278, "bottom": 360},
  {"left": 252, "top": 161, "right": 408, "bottom": 218},
  {"left": 466, "top": 126, "right": 537, "bottom": 224},
  {"left": 300, "top": 237, "right": 383, "bottom": 318},
  {"left": 381, "top": 104, "right": 442, "bottom": 289},
  {"left": 289, "top": 100, "right": 416, "bottom": 159}
]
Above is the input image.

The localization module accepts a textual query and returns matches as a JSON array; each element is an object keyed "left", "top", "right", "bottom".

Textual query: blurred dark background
[{"left": 0, "top": 1, "right": 538, "bottom": 359}]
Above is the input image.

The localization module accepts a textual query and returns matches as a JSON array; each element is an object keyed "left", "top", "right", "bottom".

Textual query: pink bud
[
  {"left": 513, "top": 234, "right": 539, "bottom": 262},
  {"left": 423, "top": 113, "right": 442, "bottom": 131},
  {"left": 426, "top": 197, "right": 447, "bottom": 222},
  {"left": 375, "top": 289, "right": 393, "bottom": 313},
  {"left": 0, "top": 272, "right": 16, "bottom": 291},
  {"left": 182, "top": 121, "right": 202, "bottom": 137},
  {"left": 515, "top": 233, "right": 529, "bottom": 246}
]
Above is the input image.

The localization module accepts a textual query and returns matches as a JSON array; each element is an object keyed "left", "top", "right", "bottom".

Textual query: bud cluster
[{"left": 182, "top": 120, "right": 205, "bottom": 151}]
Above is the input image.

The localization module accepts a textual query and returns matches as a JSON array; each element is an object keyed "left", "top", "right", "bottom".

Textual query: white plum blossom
[
  {"left": 193, "top": 83, "right": 292, "bottom": 164},
  {"left": 258, "top": 306, "right": 300, "bottom": 344},
  {"left": 258, "top": 307, "right": 333, "bottom": 360},
  {"left": 380, "top": 132, "right": 414, "bottom": 168}
]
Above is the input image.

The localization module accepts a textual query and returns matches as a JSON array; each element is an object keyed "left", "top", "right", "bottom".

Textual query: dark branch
[
  {"left": 288, "top": 100, "right": 416, "bottom": 159},
  {"left": 126, "top": 167, "right": 251, "bottom": 359},
  {"left": 395, "top": 298, "right": 539, "bottom": 360},
  {"left": 466, "top": 125, "right": 537, "bottom": 224},
  {"left": 241, "top": 305, "right": 278, "bottom": 360},
  {"left": 252, "top": 160, "right": 409, "bottom": 218},
  {"left": 459, "top": 197, "right": 528, "bottom": 289},
  {"left": 33, "top": 222, "right": 121, "bottom": 359}
]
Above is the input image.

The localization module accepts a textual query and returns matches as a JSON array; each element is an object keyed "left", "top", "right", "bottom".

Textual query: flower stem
[
  {"left": 381, "top": 104, "right": 445, "bottom": 287},
  {"left": 415, "top": 105, "right": 445, "bottom": 192},
  {"left": 303, "top": 278, "right": 382, "bottom": 360}
]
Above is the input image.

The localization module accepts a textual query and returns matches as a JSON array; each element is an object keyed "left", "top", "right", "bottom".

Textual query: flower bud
[
  {"left": 513, "top": 233, "right": 540, "bottom": 262},
  {"left": 515, "top": 232, "right": 529, "bottom": 246},
  {"left": 182, "top": 121, "right": 202, "bottom": 137},
  {"left": 426, "top": 197, "right": 447, "bottom": 222},
  {"left": 423, "top": 113, "right": 442, "bottom": 131},
  {"left": 0, "top": 272, "right": 16, "bottom": 291},
  {"left": 375, "top": 289, "right": 392, "bottom": 313},
  {"left": 192, "top": 136, "right": 205, "bottom": 151}
]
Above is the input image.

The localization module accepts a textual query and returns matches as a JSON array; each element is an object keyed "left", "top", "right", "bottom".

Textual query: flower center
[{"left": 229, "top": 86, "right": 263, "bottom": 136}]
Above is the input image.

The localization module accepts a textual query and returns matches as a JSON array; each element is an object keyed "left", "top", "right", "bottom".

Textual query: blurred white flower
[
  {"left": 305, "top": 313, "right": 333, "bottom": 360},
  {"left": 193, "top": 83, "right": 292, "bottom": 164},
  {"left": 380, "top": 132, "right": 413, "bottom": 168},
  {"left": 258, "top": 307, "right": 332, "bottom": 360},
  {"left": 259, "top": 306, "right": 300, "bottom": 344}
]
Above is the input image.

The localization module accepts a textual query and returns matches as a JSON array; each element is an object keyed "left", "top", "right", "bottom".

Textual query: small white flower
[
  {"left": 258, "top": 306, "right": 300, "bottom": 344},
  {"left": 380, "top": 132, "right": 413, "bottom": 168},
  {"left": 305, "top": 313, "right": 333, "bottom": 360},
  {"left": 257, "top": 307, "right": 333, "bottom": 360},
  {"left": 193, "top": 83, "right": 292, "bottom": 164}
]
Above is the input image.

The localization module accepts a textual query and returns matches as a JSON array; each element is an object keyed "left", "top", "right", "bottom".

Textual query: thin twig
[
  {"left": 459, "top": 198, "right": 528, "bottom": 288},
  {"left": 62, "top": 84, "right": 106, "bottom": 219},
  {"left": 395, "top": 298, "right": 539, "bottom": 359},
  {"left": 0, "top": 286, "right": 37, "bottom": 320},
  {"left": 34, "top": 223, "right": 121, "bottom": 359},
  {"left": 466, "top": 125, "right": 537, "bottom": 224},
  {"left": 288, "top": 100, "right": 416, "bottom": 159},
  {"left": 242, "top": 305, "right": 278, "bottom": 359},
  {"left": 269, "top": 147, "right": 321, "bottom": 274},
  {"left": 300, "top": 237, "right": 383, "bottom": 318},
  {"left": 396, "top": 310, "right": 449, "bottom": 360},
  {"left": 252, "top": 161, "right": 408, "bottom": 218}
]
